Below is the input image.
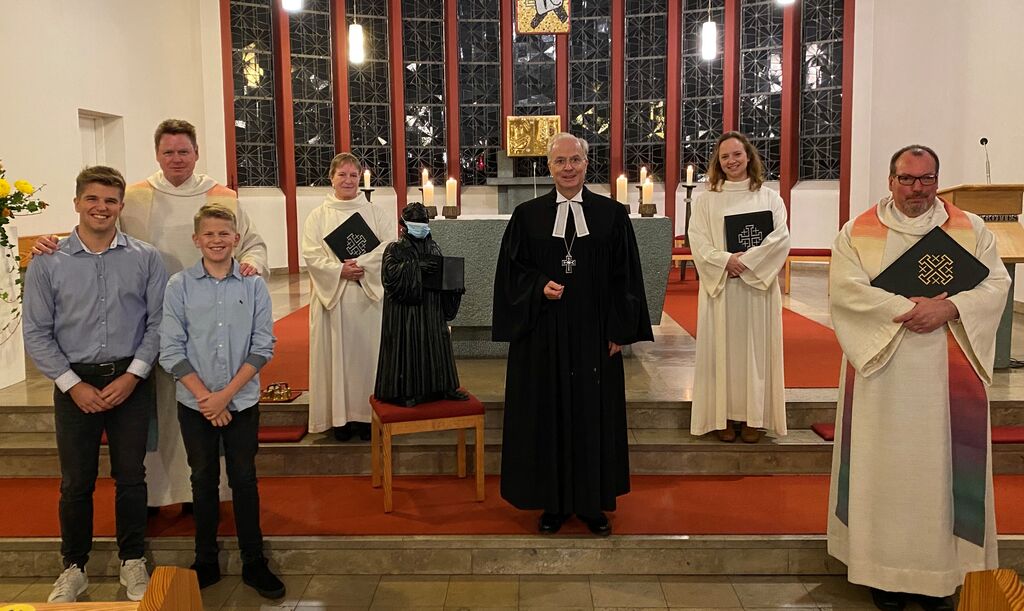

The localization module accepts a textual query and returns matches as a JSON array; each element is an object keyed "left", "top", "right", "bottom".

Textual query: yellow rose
[
  {"left": 0, "top": 179, "right": 10, "bottom": 198},
  {"left": 14, "top": 180, "right": 33, "bottom": 195}
]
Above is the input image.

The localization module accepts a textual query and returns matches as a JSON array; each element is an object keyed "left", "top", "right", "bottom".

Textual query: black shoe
[
  {"left": 870, "top": 588, "right": 906, "bottom": 611},
  {"left": 530, "top": 11, "right": 545, "bottom": 28},
  {"left": 147, "top": 506, "right": 160, "bottom": 517},
  {"left": 242, "top": 557, "right": 285, "bottom": 599},
  {"left": 916, "top": 594, "right": 954, "bottom": 611},
  {"left": 354, "top": 422, "right": 371, "bottom": 442},
  {"left": 181, "top": 502, "right": 194, "bottom": 515},
  {"left": 444, "top": 389, "right": 470, "bottom": 401},
  {"left": 189, "top": 561, "right": 221, "bottom": 589},
  {"left": 333, "top": 424, "right": 353, "bottom": 442},
  {"left": 538, "top": 512, "right": 568, "bottom": 534},
  {"left": 579, "top": 512, "right": 612, "bottom": 537}
]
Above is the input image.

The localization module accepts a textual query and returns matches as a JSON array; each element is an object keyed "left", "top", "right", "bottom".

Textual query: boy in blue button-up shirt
[{"left": 159, "top": 204, "right": 283, "bottom": 599}]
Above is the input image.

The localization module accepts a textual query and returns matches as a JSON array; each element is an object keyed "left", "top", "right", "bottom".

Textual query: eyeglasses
[
  {"left": 894, "top": 174, "right": 938, "bottom": 186},
  {"left": 550, "top": 156, "right": 587, "bottom": 169}
]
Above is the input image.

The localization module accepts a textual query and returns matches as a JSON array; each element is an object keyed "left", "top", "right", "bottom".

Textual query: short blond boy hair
[{"left": 193, "top": 204, "right": 237, "bottom": 233}]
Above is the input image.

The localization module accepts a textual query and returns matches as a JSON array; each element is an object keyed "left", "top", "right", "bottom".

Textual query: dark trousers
[
  {"left": 54, "top": 372, "right": 152, "bottom": 569},
  {"left": 177, "top": 403, "right": 264, "bottom": 564}
]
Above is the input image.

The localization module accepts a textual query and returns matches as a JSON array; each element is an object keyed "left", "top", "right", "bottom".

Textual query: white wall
[{"left": 0, "top": 0, "right": 213, "bottom": 237}]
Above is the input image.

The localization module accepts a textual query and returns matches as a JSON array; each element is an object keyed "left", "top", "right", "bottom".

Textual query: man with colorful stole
[{"left": 827, "top": 145, "right": 1010, "bottom": 611}]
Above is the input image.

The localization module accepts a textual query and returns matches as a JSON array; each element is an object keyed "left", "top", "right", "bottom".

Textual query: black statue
[{"left": 374, "top": 202, "right": 468, "bottom": 406}]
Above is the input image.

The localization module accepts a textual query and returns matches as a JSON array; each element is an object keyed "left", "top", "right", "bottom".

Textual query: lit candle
[
  {"left": 642, "top": 178, "right": 653, "bottom": 205},
  {"left": 639, "top": 166, "right": 648, "bottom": 185},
  {"left": 446, "top": 177, "right": 457, "bottom": 206},
  {"left": 616, "top": 174, "right": 628, "bottom": 204},
  {"left": 686, "top": 164, "right": 694, "bottom": 184},
  {"left": 421, "top": 169, "right": 429, "bottom": 188},
  {"left": 423, "top": 181, "right": 434, "bottom": 205},
  {"left": 363, "top": 169, "right": 371, "bottom": 189}
]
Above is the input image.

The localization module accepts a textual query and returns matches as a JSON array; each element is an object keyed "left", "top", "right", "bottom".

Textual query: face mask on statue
[{"left": 405, "top": 222, "right": 430, "bottom": 239}]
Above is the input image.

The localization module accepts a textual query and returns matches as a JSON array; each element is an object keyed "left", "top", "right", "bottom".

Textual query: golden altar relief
[
  {"left": 516, "top": 0, "right": 571, "bottom": 34},
  {"left": 506, "top": 115, "right": 562, "bottom": 157}
]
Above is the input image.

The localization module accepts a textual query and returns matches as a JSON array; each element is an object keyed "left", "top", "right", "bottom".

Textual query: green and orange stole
[{"left": 837, "top": 201, "right": 988, "bottom": 547}]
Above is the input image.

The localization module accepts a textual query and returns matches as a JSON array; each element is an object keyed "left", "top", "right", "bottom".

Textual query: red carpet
[
  {"left": 2, "top": 475, "right": 1023, "bottom": 537},
  {"left": 261, "top": 306, "right": 310, "bottom": 392},
  {"left": 663, "top": 278, "right": 843, "bottom": 388}
]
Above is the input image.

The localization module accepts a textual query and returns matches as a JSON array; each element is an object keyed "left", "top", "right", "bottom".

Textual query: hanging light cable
[
  {"left": 349, "top": 0, "right": 366, "bottom": 64},
  {"left": 700, "top": 0, "right": 718, "bottom": 61}
]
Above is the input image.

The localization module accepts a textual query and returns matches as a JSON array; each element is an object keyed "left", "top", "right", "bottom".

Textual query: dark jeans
[
  {"left": 177, "top": 403, "right": 264, "bottom": 564},
  {"left": 54, "top": 370, "right": 152, "bottom": 569}
]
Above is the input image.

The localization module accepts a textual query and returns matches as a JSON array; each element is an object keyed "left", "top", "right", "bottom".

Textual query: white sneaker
[
  {"left": 48, "top": 564, "right": 88, "bottom": 603},
  {"left": 119, "top": 557, "right": 150, "bottom": 602}
]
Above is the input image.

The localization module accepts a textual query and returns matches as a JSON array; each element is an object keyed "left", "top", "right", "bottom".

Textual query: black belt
[{"left": 70, "top": 357, "right": 133, "bottom": 378}]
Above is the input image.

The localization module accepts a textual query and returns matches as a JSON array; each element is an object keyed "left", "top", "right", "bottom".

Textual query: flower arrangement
[{"left": 0, "top": 159, "right": 49, "bottom": 343}]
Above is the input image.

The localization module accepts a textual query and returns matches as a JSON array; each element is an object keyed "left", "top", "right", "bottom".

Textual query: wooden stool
[{"left": 370, "top": 392, "right": 485, "bottom": 512}]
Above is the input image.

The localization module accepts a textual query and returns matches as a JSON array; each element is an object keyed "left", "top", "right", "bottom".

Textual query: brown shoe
[
  {"left": 715, "top": 426, "right": 737, "bottom": 442},
  {"left": 740, "top": 424, "right": 764, "bottom": 443}
]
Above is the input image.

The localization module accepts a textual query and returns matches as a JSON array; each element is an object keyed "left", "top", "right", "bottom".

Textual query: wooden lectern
[{"left": 938, "top": 184, "right": 1024, "bottom": 368}]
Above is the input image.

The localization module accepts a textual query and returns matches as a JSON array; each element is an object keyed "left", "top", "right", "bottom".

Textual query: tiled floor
[{"left": 0, "top": 573, "right": 895, "bottom": 609}]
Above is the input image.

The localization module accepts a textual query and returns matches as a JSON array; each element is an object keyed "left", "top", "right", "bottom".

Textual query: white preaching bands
[{"left": 552, "top": 190, "right": 590, "bottom": 239}]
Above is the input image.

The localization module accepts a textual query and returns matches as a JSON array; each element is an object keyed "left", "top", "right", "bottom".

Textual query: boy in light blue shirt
[{"left": 159, "top": 204, "right": 283, "bottom": 598}]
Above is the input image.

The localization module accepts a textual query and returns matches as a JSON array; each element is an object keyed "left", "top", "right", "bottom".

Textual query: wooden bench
[
  {"left": 782, "top": 248, "right": 831, "bottom": 294},
  {"left": 370, "top": 392, "right": 485, "bottom": 513}
]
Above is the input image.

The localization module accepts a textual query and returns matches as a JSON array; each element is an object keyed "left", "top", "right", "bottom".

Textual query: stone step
[
  {"left": 1, "top": 534, "right": 1022, "bottom": 578},
  {"left": 3, "top": 392, "right": 1023, "bottom": 434},
  {"left": 2, "top": 429, "right": 1023, "bottom": 477}
]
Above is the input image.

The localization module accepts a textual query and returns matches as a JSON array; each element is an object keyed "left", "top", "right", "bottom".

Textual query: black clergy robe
[
  {"left": 493, "top": 187, "right": 653, "bottom": 515},
  {"left": 374, "top": 234, "right": 462, "bottom": 405}
]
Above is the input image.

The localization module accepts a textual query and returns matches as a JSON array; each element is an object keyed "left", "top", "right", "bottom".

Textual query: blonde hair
[
  {"left": 329, "top": 152, "right": 363, "bottom": 180},
  {"left": 193, "top": 204, "right": 237, "bottom": 233},
  {"left": 706, "top": 131, "right": 766, "bottom": 192}
]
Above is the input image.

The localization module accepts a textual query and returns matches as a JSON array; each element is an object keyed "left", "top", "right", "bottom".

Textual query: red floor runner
[
  {"left": 3, "top": 475, "right": 1023, "bottom": 537},
  {"left": 261, "top": 306, "right": 311, "bottom": 392},
  {"left": 662, "top": 278, "right": 843, "bottom": 388}
]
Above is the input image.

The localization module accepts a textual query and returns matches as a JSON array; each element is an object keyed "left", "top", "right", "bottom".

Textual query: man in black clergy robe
[
  {"left": 374, "top": 202, "right": 467, "bottom": 407},
  {"left": 493, "top": 133, "right": 653, "bottom": 536}
]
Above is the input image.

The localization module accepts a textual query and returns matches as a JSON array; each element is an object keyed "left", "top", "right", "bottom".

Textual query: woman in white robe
[
  {"left": 302, "top": 153, "right": 395, "bottom": 441},
  {"left": 688, "top": 132, "right": 790, "bottom": 443}
]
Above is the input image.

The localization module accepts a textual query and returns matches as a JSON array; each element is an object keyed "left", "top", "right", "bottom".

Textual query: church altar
[{"left": 430, "top": 214, "right": 672, "bottom": 357}]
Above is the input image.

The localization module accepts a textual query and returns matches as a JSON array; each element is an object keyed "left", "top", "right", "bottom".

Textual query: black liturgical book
[
  {"left": 870, "top": 226, "right": 989, "bottom": 298},
  {"left": 724, "top": 210, "right": 774, "bottom": 253},
  {"left": 422, "top": 255, "right": 465, "bottom": 292},
  {"left": 324, "top": 212, "right": 381, "bottom": 259}
]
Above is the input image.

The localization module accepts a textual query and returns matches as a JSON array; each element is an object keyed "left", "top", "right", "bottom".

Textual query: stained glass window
[
  {"left": 681, "top": 0, "right": 724, "bottom": 181},
  {"left": 512, "top": 30, "right": 556, "bottom": 177},
  {"left": 347, "top": 0, "right": 393, "bottom": 186},
  {"left": 568, "top": 0, "right": 612, "bottom": 184},
  {"left": 402, "top": 0, "right": 447, "bottom": 187},
  {"left": 230, "top": 0, "right": 278, "bottom": 187},
  {"left": 624, "top": 0, "right": 668, "bottom": 182},
  {"left": 739, "top": 0, "right": 783, "bottom": 180},
  {"left": 289, "top": 0, "right": 334, "bottom": 187},
  {"left": 456, "top": 0, "right": 501, "bottom": 186},
  {"left": 799, "top": 0, "right": 843, "bottom": 179}
]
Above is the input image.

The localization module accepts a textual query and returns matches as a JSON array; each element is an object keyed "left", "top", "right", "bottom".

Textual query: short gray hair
[{"left": 546, "top": 132, "right": 589, "bottom": 159}]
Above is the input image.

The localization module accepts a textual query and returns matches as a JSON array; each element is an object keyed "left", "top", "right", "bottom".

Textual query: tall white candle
[
  {"left": 616, "top": 174, "right": 628, "bottom": 204},
  {"left": 686, "top": 164, "right": 694, "bottom": 184},
  {"left": 639, "top": 166, "right": 648, "bottom": 185},
  {"left": 446, "top": 177, "right": 457, "bottom": 206},
  {"left": 423, "top": 181, "right": 434, "bottom": 205},
  {"left": 421, "top": 169, "right": 429, "bottom": 188},
  {"left": 363, "top": 169, "right": 371, "bottom": 189},
  {"left": 642, "top": 178, "right": 653, "bottom": 205}
]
